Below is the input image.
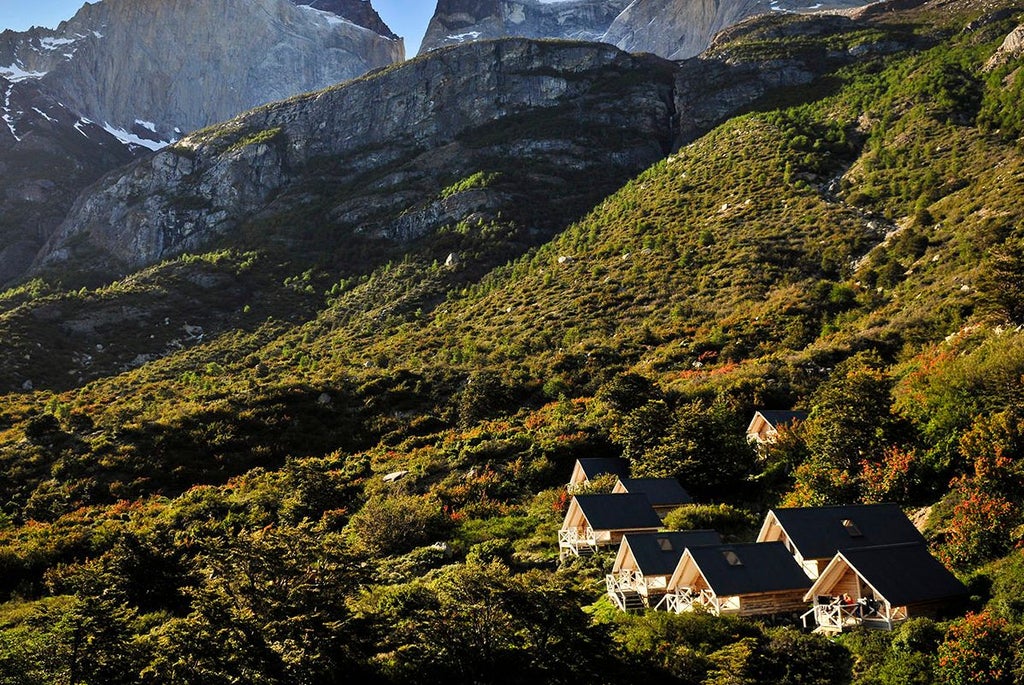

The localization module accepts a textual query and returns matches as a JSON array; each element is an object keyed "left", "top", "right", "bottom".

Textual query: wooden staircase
[{"left": 610, "top": 590, "right": 645, "bottom": 612}]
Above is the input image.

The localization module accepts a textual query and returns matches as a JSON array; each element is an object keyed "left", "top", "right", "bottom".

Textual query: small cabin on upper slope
[
  {"left": 612, "top": 477, "right": 692, "bottom": 518},
  {"left": 757, "top": 503, "right": 926, "bottom": 579},
  {"left": 746, "top": 410, "right": 808, "bottom": 444},
  {"left": 663, "top": 542, "right": 813, "bottom": 617},
  {"left": 567, "top": 457, "right": 629, "bottom": 491},
  {"left": 802, "top": 542, "right": 967, "bottom": 633},
  {"left": 606, "top": 530, "right": 722, "bottom": 611},
  {"left": 558, "top": 493, "right": 662, "bottom": 559}
]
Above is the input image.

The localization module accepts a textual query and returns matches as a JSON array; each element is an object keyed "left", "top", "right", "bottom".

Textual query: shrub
[
  {"left": 663, "top": 503, "right": 757, "bottom": 541},
  {"left": 936, "top": 611, "right": 1024, "bottom": 685}
]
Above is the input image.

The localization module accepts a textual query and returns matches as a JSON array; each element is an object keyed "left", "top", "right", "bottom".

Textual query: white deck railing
[
  {"left": 558, "top": 526, "right": 596, "bottom": 557},
  {"left": 802, "top": 598, "right": 906, "bottom": 632}
]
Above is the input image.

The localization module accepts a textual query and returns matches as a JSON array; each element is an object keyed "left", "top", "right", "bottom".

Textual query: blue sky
[{"left": 1, "top": 0, "right": 434, "bottom": 54}]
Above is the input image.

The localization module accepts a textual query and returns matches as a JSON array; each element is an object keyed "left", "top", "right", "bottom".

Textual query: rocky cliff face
[
  {"left": 985, "top": 22, "right": 1024, "bottom": 69},
  {"left": 0, "top": 0, "right": 404, "bottom": 142},
  {"left": 295, "top": 0, "right": 399, "bottom": 38},
  {"left": 0, "top": 0, "right": 402, "bottom": 285},
  {"left": 38, "top": 39, "right": 680, "bottom": 275},
  {"left": 419, "top": 0, "right": 632, "bottom": 53},
  {"left": 602, "top": 0, "right": 870, "bottom": 59},
  {"left": 419, "top": 0, "right": 872, "bottom": 60}
]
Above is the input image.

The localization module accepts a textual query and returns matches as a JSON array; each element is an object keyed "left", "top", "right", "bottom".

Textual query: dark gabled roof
[
  {"left": 770, "top": 503, "right": 925, "bottom": 559},
  {"left": 577, "top": 457, "right": 629, "bottom": 480},
  {"left": 617, "top": 477, "right": 693, "bottom": 507},
  {"left": 624, "top": 530, "right": 722, "bottom": 576},
  {"left": 840, "top": 543, "right": 967, "bottom": 605},
  {"left": 754, "top": 410, "right": 809, "bottom": 429},
  {"left": 575, "top": 493, "right": 662, "bottom": 530},
  {"left": 689, "top": 542, "right": 813, "bottom": 596}
]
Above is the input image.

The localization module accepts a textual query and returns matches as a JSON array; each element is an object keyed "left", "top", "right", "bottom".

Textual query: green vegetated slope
[{"left": 1, "top": 0, "right": 1024, "bottom": 681}]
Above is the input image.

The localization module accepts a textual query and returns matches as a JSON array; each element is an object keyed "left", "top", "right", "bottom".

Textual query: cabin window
[
  {"left": 722, "top": 550, "right": 743, "bottom": 566},
  {"left": 658, "top": 537, "right": 673, "bottom": 552},
  {"left": 842, "top": 519, "right": 863, "bottom": 537}
]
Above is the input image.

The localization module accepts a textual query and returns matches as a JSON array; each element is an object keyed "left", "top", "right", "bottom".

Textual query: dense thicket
[{"left": 1, "top": 0, "right": 1024, "bottom": 681}]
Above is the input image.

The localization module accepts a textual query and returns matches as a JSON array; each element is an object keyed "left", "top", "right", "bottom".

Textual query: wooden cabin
[
  {"left": 802, "top": 543, "right": 967, "bottom": 633},
  {"left": 606, "top": 530, "right": 722, "bottom": 611},
  {"left": 558, "top": 493, "right": 662, "bottom": 559},
  {"left": 746, "top": 410, "right": 808, "bottom": 444},
  {"left": 757, "top": 503, "right": 926, "bottom": 579},
  {"left": 663, "top": 542, "right": 812, "bottom": 617},
  {"left": 567, "top": 457, "right": 629, "bottom": 491},
  {"left": 612, "top": 477, "right": 692, "bottom": 518}
]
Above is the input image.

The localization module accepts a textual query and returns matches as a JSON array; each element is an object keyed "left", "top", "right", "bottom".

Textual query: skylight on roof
[
  {"left": 658, "top": 537, "right": 673, "bottom": 552},
  {"left": 722, "top": 550, "right": 743, "bottom": 566},
  {"left": 842, "top": 519, "right": 863, "bottom": 537}
]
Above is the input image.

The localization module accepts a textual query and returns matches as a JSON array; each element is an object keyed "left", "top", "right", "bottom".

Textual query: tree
[
  {"left": 794, "top": 352, "right": 902, "bottom": 504},
  {"left": 144, "top": 522, "right": 370, "bottom": 685},
  {"left": 367, "top": 561, "right": 611, "bottom": 685},
  {"left": 597, "top": 372, "right": 664, "bottom": 414},
  {"left": 347, "top": 492, "right": 453, "bottom": 556},
  {"left": 978, "top": 237, "right": 1024, "bottom": 324},
  {"left": 627, "top": 396, "right": 756, "bottom": 502}
]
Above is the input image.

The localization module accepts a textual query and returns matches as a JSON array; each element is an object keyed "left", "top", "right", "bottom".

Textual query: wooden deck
[{"left": 802, "top": 598, "right": 909, "bottom": 633}]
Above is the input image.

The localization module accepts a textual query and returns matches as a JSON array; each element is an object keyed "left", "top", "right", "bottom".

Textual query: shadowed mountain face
[{"left": 0, "top": 77, "right": 139, "bottom": 285}]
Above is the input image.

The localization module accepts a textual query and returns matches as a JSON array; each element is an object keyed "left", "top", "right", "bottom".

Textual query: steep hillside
[
  {"left": 6, "top": 24, "right": 896, "bottom": 391},
  {"left": 1, "top": 0, "right": 1024, "bottom": 681}
]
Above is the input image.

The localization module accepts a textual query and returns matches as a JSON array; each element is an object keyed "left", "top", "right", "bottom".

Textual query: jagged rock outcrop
[
  {"left": 0, "top": 0, "right": 403, "bottom": 142},
  {"left": 419, "top": 0, "right": 632, "bottom": 53},
  {"left": 38, "top": 39, "right": 680, "bottom": 274},
  {"left": 295, "top": 0, "right": 399, "bottom": 38},
  {"left": 602, "top": 0, "right": 871, "bottom": 59},
  {"left": 985, "top": 23, "right": 1024, "bottom": 70}
]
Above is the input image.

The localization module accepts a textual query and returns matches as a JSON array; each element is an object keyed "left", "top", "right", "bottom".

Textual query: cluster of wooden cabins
[{"left": 560, "top": 449, "right": 966, "bottom": 633}]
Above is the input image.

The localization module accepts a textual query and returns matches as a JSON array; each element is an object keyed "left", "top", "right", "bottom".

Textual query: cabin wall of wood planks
[
  {"left": 733, "top": 590, "right": 809, "bottom": 616},
  {"left": 832, "top": 569, "right": 863, "bottom": 599}
]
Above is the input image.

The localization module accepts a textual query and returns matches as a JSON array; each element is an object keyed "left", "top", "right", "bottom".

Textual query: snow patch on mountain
[
  {"left": 102, "top": 122, "right": 169, "bottom": 151},
  {"left": 0, "top": 64, "right": 48, "bottom": 82},
  {"left": 3, "top": 84, "right": 21, "bottom": 141}
]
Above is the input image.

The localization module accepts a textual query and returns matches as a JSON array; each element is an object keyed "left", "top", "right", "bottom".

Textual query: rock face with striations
[
  {"left": 419, "top": 0, "right": 632, "bottom": 53},
  {"left": 36, "top": 16, "right": 910, "bottom": 279},
  {"left": 419, "top": 0, "right": 872, "bottom": 60},
  {"left": 0, "top": 0, "right": 401, "bottom": 284},
  {"left": 0, "top": 0, "right": 404, "bottom": 142},
  {"left": 602, "top": 0, "right": 871, "bottom": 59},
  {"left": 38, "top": 39, "right": 681, "bottom": 275}
]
